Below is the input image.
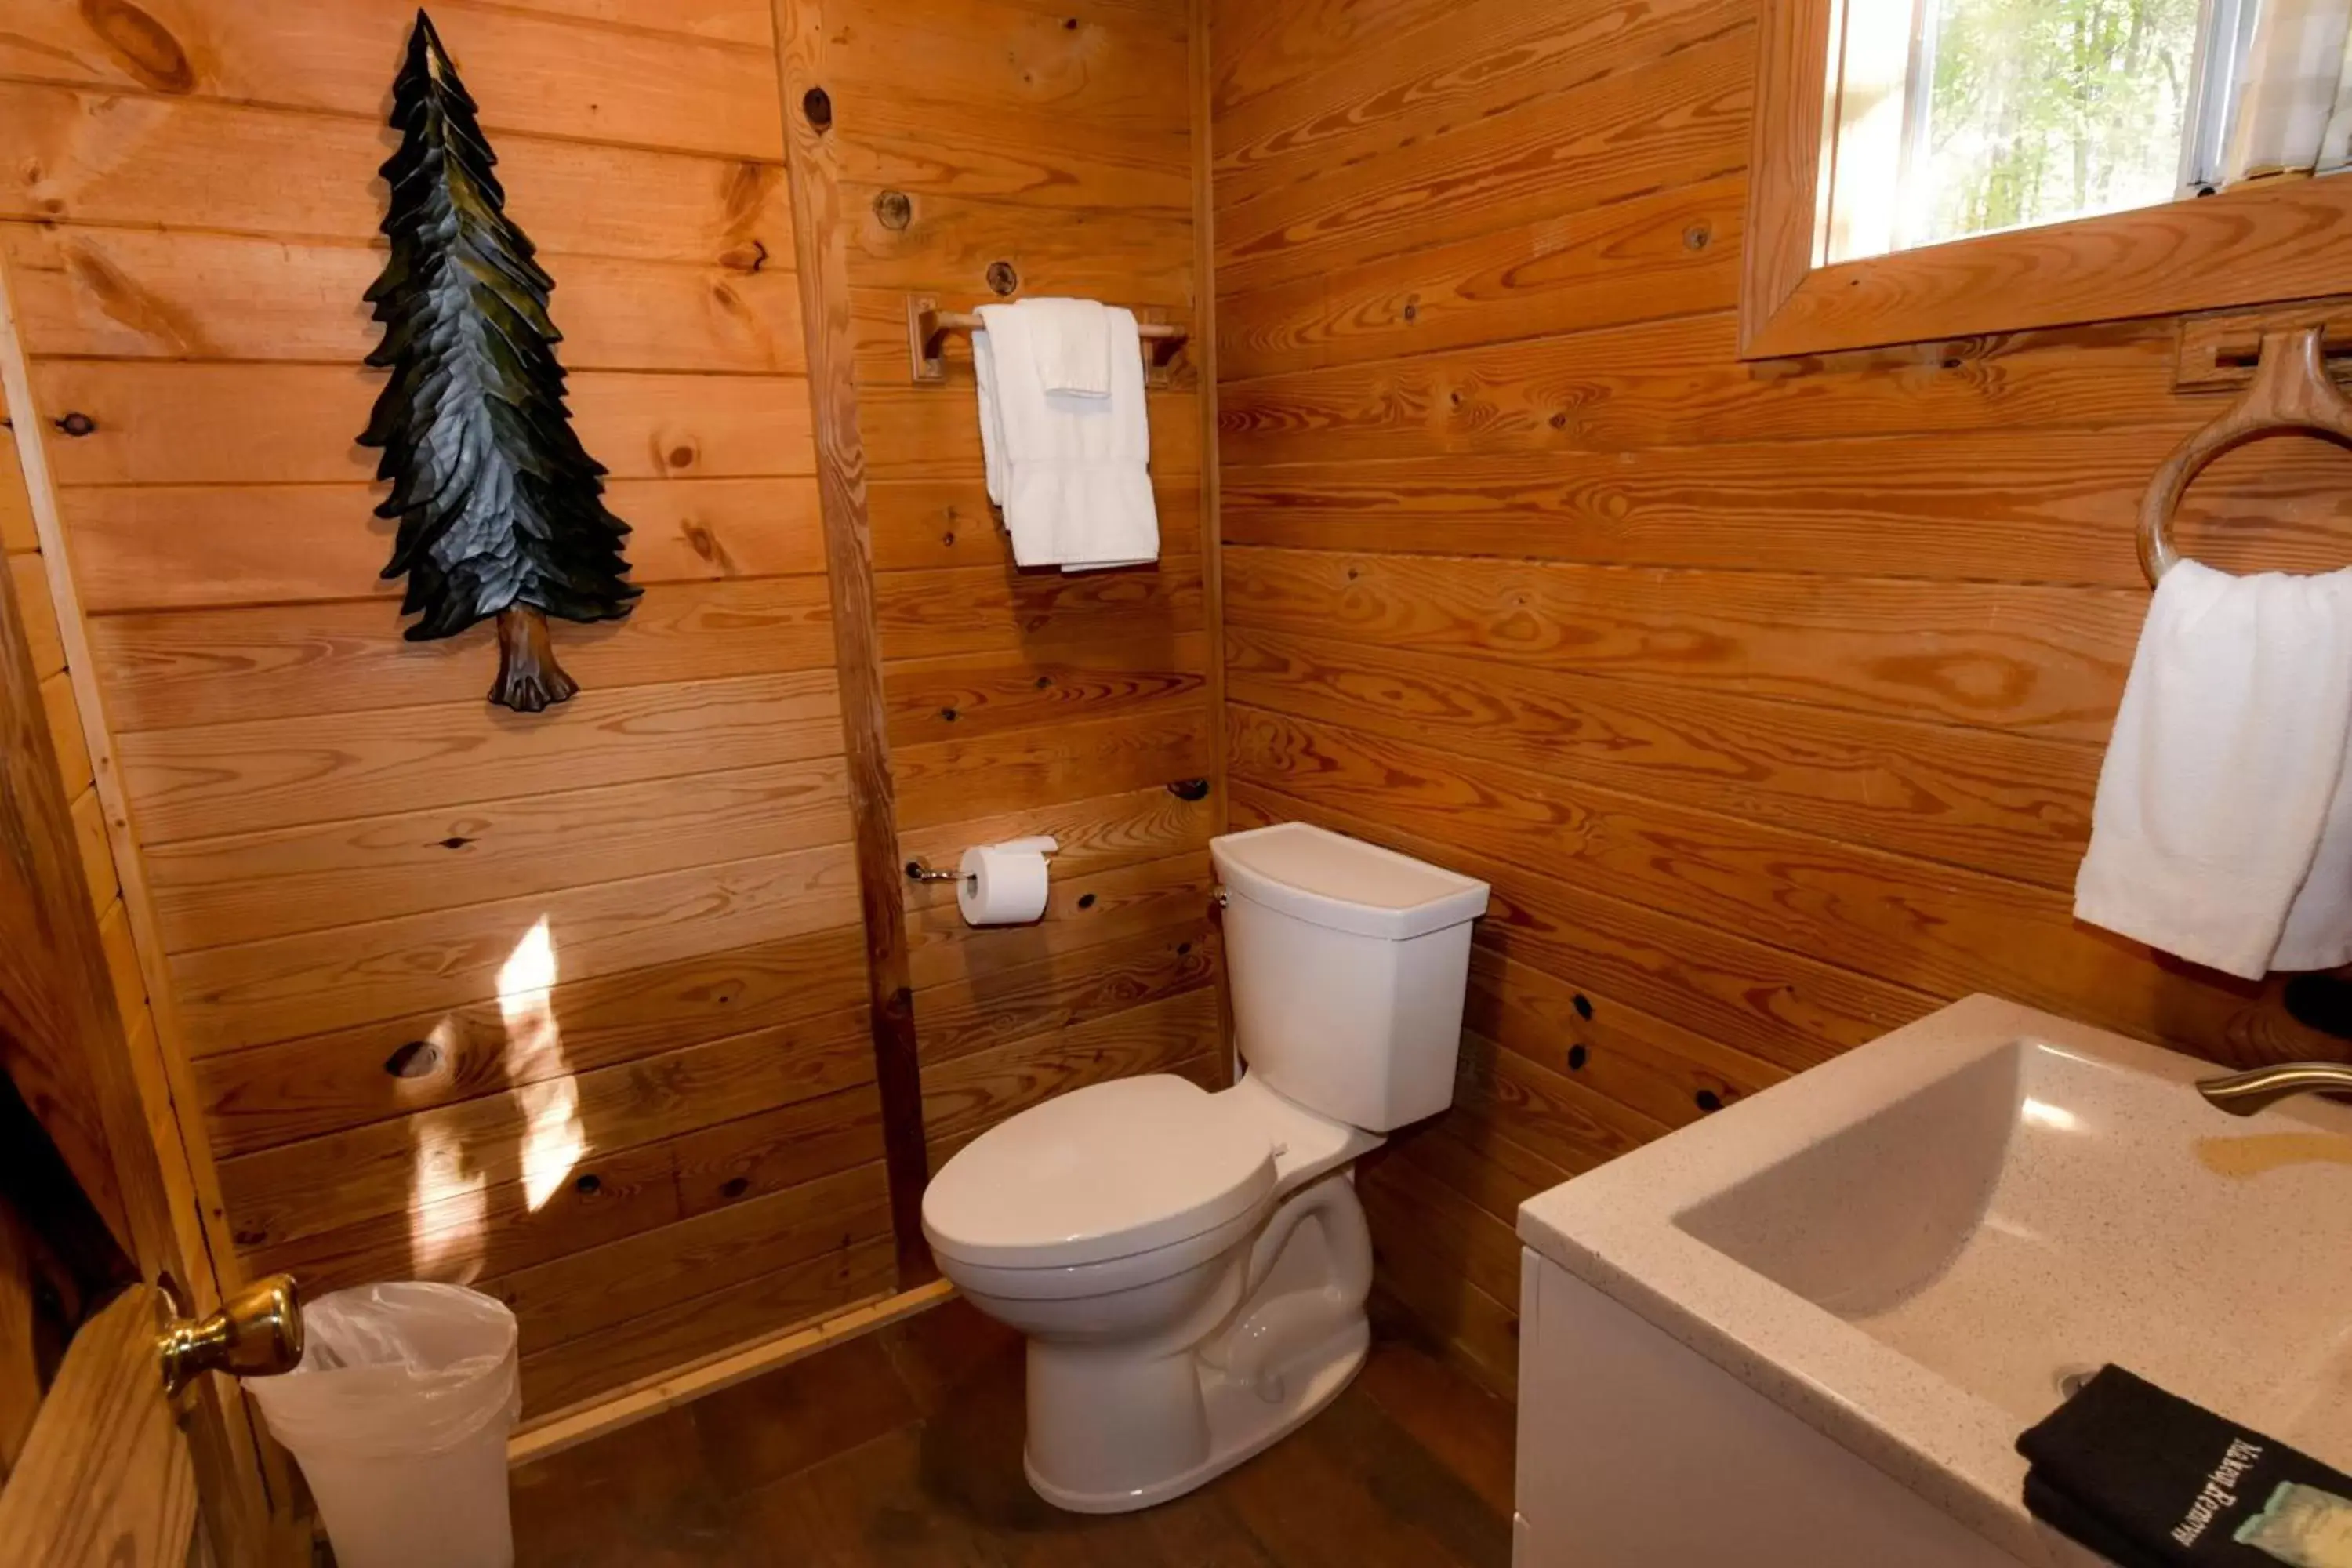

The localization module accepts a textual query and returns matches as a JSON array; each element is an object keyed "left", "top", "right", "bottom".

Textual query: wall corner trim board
[
  {"left": 769, "top": 0, "right": 935, "bottom": 1287},
  {"left": 1191, "top": 0, "right": 1229, "bottom": 849}
]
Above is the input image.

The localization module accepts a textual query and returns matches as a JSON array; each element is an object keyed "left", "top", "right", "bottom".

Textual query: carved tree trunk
[{"left": 491, "top": 607, "right": 579, "bottom": 714}]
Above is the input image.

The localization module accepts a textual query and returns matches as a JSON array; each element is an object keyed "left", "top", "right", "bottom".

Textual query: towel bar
[{"left": 906, "top": 295, "right": 1186, "bottom": 386}]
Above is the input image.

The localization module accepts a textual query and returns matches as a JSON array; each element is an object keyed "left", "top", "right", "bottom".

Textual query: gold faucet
[{"left": 2196, "top": 1062, "right": 2352, "bottom": 1117}]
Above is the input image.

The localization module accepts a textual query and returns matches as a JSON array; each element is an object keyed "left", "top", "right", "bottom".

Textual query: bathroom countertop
[{"left": 1516, "top": 993, "right": 2352, "bottom": 1568}]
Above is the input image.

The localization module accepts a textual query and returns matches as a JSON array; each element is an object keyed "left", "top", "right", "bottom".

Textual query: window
[
  {"left": 1741, "top": 0, "right": 2352, "bottom": 359},
  {"left": 1823, "top": 0, "right": 2254, "bottom": 263}
]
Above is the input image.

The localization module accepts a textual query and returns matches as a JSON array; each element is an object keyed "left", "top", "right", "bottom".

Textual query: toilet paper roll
[{"left": 957, "top": 841, "right": 1054, "bottom": 926}]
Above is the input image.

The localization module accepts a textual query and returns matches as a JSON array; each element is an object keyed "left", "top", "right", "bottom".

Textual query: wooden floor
[{"left": 511, "top": 1296, "right": 1515, "bottom": 1566}]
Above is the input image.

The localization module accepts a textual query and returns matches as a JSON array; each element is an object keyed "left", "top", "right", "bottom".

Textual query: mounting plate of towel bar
[{"left": 2175, "top": 297, "right": 2352, "bottom": 391}]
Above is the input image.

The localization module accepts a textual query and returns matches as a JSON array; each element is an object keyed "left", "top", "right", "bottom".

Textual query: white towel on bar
[
  {"left": 971, "top": 301, "right": 1158, "bottom": 573},
  {"left": 974, "top": 326, "right": 1011, "bottom": 510},
  {"left": 1022, "top": 297, "right": 1115, "bottom": 399},
  {"left": 2074, "top": 559, "right": 2352, "bottom": 979}
]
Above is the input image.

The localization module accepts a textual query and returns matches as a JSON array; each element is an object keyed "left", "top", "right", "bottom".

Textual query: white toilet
[{"left": 921, "top": 821, "right": 1490, "bottom": 1514}]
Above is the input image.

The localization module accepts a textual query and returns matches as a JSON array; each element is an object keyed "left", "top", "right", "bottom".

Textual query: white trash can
[{"left": 247, "top": 1283, "right": 521, "bottom": 1568}]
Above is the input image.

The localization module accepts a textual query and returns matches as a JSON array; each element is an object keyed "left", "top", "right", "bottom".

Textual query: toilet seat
[
  {"left": 932, "top": 1202, "right": 1270, "bottom": 1303},
  {"left": 924, "top": 1075, "right": 1277, "bottom": 1276}
]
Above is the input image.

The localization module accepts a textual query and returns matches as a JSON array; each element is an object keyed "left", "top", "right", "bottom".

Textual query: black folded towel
[{"left": 2016, "top": 1365, "right": 2352, "bottom": 1566}]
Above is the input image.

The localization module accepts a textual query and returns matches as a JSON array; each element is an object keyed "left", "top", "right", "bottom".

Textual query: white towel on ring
[{"left": 2074, "top": 558, "right": 2352, "bottom": 978}]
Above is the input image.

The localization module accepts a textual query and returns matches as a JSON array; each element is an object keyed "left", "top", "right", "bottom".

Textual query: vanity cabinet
[{"left": 1512, "top": 1250, "right": 2029, "bottom": 1567}]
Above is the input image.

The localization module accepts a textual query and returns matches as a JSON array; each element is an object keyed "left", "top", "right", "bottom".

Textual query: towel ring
[{"left": 2138, "top": 325, "right": 2352, "bottom": 585}]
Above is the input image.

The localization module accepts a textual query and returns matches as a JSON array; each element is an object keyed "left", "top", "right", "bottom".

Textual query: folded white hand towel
[
  {"left": 2075, "top": 560, "right": 2352, "bottom": 979},
  {"left": 973, "top": 302, "right": 1158, "bottom": 573},
  {"left": 1022, "top": 297, "right": 1115, "bottom": 399}
]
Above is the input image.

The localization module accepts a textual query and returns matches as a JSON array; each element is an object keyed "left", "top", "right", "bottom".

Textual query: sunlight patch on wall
[
  {"left": 500, "top": 917, "right": 584, "bottom": 1213},
  {"left": 408, "top": 1117, "right": 489, "bottom": 1278}
]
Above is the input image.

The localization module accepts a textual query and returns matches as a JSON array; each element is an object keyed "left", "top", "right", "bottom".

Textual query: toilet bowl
[{"left": 923, "top": 822, "right": 1489, "bottom": 1514}]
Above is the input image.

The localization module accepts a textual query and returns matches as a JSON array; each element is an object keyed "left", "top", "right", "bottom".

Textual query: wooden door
[
  {"left": 0, "top": 454, "right": 278, "bottom": 1561},
  {"left": 0, "top": 1285, "right": 201, "bottom": 1566}
]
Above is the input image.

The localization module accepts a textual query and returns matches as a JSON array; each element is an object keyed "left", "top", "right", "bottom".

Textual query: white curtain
[{"left": 2225, "top": 0, "right": 2352, "bottom": 182}]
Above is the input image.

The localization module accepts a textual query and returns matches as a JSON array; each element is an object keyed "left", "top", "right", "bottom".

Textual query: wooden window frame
[{"left": 1742, "top": 0, "right": 2352, "bottom": 360}]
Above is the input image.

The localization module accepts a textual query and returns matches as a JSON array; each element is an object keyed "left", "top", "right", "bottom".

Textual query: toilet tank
[{"left": 1212, "top": 822, "right": 1490, "bottom": 1131}]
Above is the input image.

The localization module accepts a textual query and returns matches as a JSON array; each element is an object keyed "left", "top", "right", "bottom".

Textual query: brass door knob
[{"left": 158, "top": 1274, "right": 304, "bottom": 1399}]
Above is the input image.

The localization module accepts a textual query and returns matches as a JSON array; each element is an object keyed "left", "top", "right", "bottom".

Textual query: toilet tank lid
[{"left": 1213, "top": 822, "right": 1490, "bottom": 939}]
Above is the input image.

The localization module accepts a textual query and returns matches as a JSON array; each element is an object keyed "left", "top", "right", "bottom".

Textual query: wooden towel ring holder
[{"left": 2139, "top": 325, "right": 2352, "bottom": 585}]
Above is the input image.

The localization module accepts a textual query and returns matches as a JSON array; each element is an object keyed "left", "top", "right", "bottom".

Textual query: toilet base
[{"left": 1023, "top": 1312, "right": 1370, "bottom": 1515}]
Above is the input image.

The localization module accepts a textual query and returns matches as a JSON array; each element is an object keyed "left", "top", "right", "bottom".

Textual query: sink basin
[
  {"left": 1518, "top": 995, "right": 2352, "bottom": 1563},
  {"left": 1678, "top": 1029, "right": 2352, "bottom": 1435}
]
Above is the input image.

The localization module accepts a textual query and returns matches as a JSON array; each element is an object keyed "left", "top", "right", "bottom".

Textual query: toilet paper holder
[{"left": 905, "top": 836, "right": 1060, "bottom": 884}]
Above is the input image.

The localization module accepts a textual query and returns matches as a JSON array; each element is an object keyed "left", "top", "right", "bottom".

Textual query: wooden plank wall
[
  {"left": 812, "top": 0, "right": 1226, "bottom": 1167},
  {"left": 1208, "top": 0, "right": 2352, "bottom": 1396},
  {"left": 0, "top": 0, "right": 897, "bottom": 1419}
]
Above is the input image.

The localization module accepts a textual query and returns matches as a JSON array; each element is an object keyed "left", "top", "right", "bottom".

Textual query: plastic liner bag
[{"left": 246, "top": 1283, "right": 521, "bottom": 1568}]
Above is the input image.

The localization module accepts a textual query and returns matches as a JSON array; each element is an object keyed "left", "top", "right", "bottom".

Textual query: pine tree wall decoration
[{"left": 359, "top": 9, "right": 638, "bottom": 713}]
